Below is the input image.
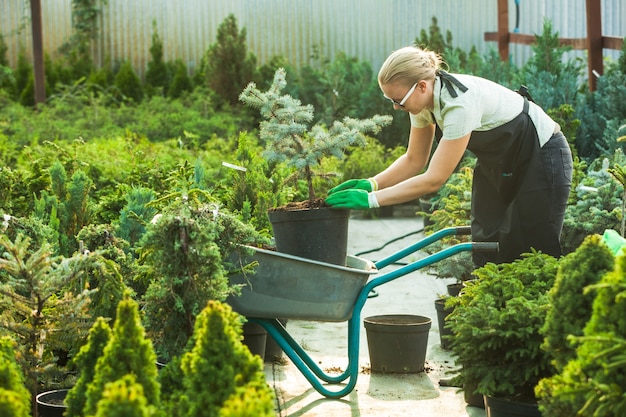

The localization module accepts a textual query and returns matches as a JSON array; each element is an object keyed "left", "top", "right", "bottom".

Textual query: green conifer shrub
[
  {"left": 446, "top": 250, "right": 559, "bottom": 401},
  {"left": 168, "top": 59, "right": 193, "bottom": 99},
  {"left": 178, "top": 301, "right": 274, "bottom": 417},
  {"left": 536, "top": 250, "right": 626, "bottom": 416},
  {"left": 536, "top": 234, "right": 615, "bottom": 416},
  {"left": 66, "top": 317, "right": 112, "bottom": 417},
  {"left": 94, "top": 374, "right": 155, "bottom": 417},
  {"left": 145, "top": 22, "right": 170, "bottom": 97},
  {"left": 84, "top": 294, "right": 160, "bottom": 416},
  {"left": 0, "top": 233, "right": 93, "bottom": 407},
  {"left": 576, "top": 40, "right": 626, "bottom": 161},
  {"left": 239, "top": 68, "right": 392, "bottom": 204},
  {"left": 220, "top": 131, "right": 289, "bottom": 233},
  {"left": 200, "top": 14, "right": 257, "bottom": 106},
  {"left": 0, "top": 337, "right": 31, "bottom": 417},
  {"left": 140, "top": 187, "right": 266, "bottom": 359},
  {"left": 34, "top": 161, "right": 94, "bottom": 256},
  {"left": 115, "top": 61, "right": 144, "bottom": 103}
]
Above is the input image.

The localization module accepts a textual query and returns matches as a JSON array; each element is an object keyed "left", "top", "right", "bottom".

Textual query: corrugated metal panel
[{"left": 1, "top": 0, "right": 623, "bottom": 79}]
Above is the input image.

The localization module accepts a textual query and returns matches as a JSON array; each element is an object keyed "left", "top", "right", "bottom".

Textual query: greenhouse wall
[{"left": 1, "top": 0, "right": 624, "bottom": 78}]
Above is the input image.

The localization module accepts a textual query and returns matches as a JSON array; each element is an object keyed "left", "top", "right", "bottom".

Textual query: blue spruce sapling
[{"left": 239, "top": 68, "right": 392, "bottom": 206}]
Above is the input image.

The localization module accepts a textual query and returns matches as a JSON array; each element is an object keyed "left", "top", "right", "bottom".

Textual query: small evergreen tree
[
  {"left": 168, "top": 59, "right": 193, "bottom": 99},
  {"left": 239, "top": 68, "right": 392, "bottom": 204},
  {"left": 84, "top": 294, "right": 160, "bottom": 416},
  {"left": 536, "top": 250, "right": 626, "bottom": 416},
  {"left": 0, "top": 234, "right": 93, "bottom": 410},
  {"left": 66, "top": 317, "right": 112, "bottom": 417},
  {"left": 0, "top": 337, "right": 31, "bottom": 417},
  {"left": 536, "top": 234, "right": 614, "bottom": 416},
  {"left": 34, "top": 161, "right": 94, "bottom": 256},
  {"left": 145, "top": 21, "right": 170, "bottom": 97},
  {"left": 115, "top": 61, "right": 144, "bottom": 103},
  {"left": 94, "top": 375, "right": 155, "bottom": 417},
  {"left": 201, "top": 14, "right": 257, "bottom": 106},
  {"left": 179, "top": 301, "right": 274, "bottom": 417}
]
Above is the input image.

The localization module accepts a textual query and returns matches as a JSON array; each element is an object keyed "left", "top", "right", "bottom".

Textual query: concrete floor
[{"left": 263, "top": 212, "right": 487, "bottom": 417}]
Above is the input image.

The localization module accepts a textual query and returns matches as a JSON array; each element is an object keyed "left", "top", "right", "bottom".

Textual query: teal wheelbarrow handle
[{"left": 252, "top": 227, "right": 498, "bottom": 399}]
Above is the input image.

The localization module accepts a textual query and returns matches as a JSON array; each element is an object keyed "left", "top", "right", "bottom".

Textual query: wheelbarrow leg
[{"left": 250, "top": 317, "right": 362, "bottom": 399}]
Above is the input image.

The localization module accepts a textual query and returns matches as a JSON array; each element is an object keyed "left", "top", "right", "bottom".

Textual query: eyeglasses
[{"left": 384, "top": 82, "right": 418, "bottom": 107}]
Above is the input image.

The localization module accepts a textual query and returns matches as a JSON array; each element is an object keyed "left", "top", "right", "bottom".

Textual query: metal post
[{"left": 30, "top": 0, "right": 46, "bottom": 104}]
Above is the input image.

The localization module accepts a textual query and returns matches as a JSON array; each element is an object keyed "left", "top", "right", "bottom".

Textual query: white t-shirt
[{"left": 409, "top": 74, "right": 556, "bottom": 147}]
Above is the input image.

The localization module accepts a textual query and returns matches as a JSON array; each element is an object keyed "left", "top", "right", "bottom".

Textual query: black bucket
[{"left": 364, "top": 314, "right": 432, "bottom": 373}]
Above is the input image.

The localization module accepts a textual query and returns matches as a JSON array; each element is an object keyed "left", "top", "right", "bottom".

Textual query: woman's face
[{"left": 380, "top": 79, "right": 433, "bottom": 114}]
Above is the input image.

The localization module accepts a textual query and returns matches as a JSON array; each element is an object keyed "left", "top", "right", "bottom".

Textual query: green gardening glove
[
  {"left": 328, "top": 178, "right": 378, "bottom": 195},
  {"left": 325, "top": 189, "right": 379, "bottom": 210}
]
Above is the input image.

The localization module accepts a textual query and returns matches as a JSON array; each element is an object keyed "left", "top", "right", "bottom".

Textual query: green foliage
[
  {"left": 576, "top": 54, "right": 626, "bottom": 161},
  {"left": 420, "top": 161, "right": 475, "bottom": 281},
  {"left": 518, "top": 19, "right": 583, "bottom": 111},
  {"left": 56, "top": 0, "right": 103, "bottom": 83},
  {"left": 84, "top": 294, "right": 160, "bottom": 415},
  {"left": 117, "top": 186, "right": 158, "bottom": 251},
  {"left": 145, "top": 21, "right": 170, "bottom": 97},
  {"left": 178, "top": 301, "right": 274, "bottom": 417},
  {"left": 0, "top": 234, "right": 93, "bottom": 396},
  {"left": 536, "top": 252, "right": 626, "bottom": 416},
  {"left": 447, "top": 250, "right": 559, "bottom": 400},
  {"left": 201, "top": 14, "right": 258, "bottom": 106},
  {"left": 34, "top": 161, "right": 94, "bottom": 256},
  {"left": 139, "top": 170, "right": 267, "bottom": 359},
  {"left": 219, "top": 132, "right": 289, "bottom": 233},
  {"left": 66, "top": 317, "right": 112, "bottom": 417},
  {"left": 240, "top": 68, "right": 392, "bottom": 202},
  {"left": 0, "top": 35, "right": 16, "bottom": 97},
  {"left": 168, "top": 59, "right": 193, "bottom": 99},
  {"left": 94, "top": 374, "right": 156, "bottom": 417},
  {"left": 536, "top": 234, "right": 614, "bottom": 416},
  {"left": 541, "top": 235, "right": 614, "bottom": 370},
  {"left": 15, "top": 53, "right": 33, "bottom": 107},
  {"left": 115, "top": 61, "right": 144, "bottom": 103},
  {"left": 0, "top": 337, "right": 31, "bottom": 417},
  {"left": 561, "top": 153, "right": 623, "bottom": 254}
]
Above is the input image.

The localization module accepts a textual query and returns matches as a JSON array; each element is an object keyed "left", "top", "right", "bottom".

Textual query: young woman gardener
[{"left": 326, "top": 45, "right": 573, "bottom": 265}]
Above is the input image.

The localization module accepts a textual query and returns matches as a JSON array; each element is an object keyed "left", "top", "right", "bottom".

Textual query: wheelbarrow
[{"left": 227, "top": 226, "right": 497, "bottom": 399}]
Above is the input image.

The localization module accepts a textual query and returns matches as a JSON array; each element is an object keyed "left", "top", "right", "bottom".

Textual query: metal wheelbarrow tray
[
  {"left": 226, "top": 226, "right": 498, "bottom": 399},
  {"left": 227, "top": 248, "right": 377, "bottom": 322}
]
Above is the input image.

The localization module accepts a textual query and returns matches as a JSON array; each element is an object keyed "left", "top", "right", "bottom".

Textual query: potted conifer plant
[
  {"left": 446, "top": 250, "right": 560, "bottom": 416},
  {"left": 239, "top": 68, "right": 391, "bottom": 265}
]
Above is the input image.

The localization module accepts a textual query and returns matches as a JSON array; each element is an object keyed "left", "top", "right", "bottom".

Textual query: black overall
[{"left": 437, "top": 71, "right": 572, "bottom": 266}]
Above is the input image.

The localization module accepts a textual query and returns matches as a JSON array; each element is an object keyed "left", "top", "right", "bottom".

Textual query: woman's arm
[
  {"left": 375, "top": 132, "right": 471, "bottom": 206},
  {"left": 373, "top": 124, "right": 435, "bottom": 189}
]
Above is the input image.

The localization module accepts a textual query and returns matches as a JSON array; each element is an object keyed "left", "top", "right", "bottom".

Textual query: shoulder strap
[{"left": 437, "top": 70, "right": 468, "bottom": 98}]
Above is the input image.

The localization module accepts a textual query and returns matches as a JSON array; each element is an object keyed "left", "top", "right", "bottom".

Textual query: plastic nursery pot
[
  {"left": 483, "top": 395, "right": 541, "bottom": 417},
  {"left": 268, "top": 207, "right": 350, "bottom": 266},
  {"left": 364, "top": 314, "right": 432, "bottom": 373},
  {"left": 434, "top": 298, "right": 454, "bottom": 350},
  {"left": 36, "top": 389, "right": 69, "bottom": 417},
  {"left": 242, "top": 321, "right": 267, "bottom": 361}
]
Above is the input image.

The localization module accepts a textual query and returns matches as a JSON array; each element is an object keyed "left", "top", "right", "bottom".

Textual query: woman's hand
[{"left": 328, "top": 178, "right": 378, "bottom": 194}]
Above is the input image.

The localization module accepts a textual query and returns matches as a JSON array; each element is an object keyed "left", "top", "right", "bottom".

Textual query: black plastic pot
[
  {"left": 36, "top": 389, "right": 69, "bottom": 417},
  {"left": 484, "top": 395, "right": 541, "bottom": 417},
  {"left": 434, "top": 298, "right": 454, "bottom": 350},
  {"left": 242, "top": 321, "right": 267, "bottom": 361},
  {"left": 268, "top": 207, "right": 350, "bottom": 266},
  {"left": 364, "top": 314, "right": 431, "bottom": 373},
  {"left": 264, "top": 319, "right": 287, "bottom": 362}
]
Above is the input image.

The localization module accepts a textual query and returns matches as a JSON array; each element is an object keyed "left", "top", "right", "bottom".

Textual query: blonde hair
[{"left": 378, "top": 46, "right": 444, "bottom": 87}]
